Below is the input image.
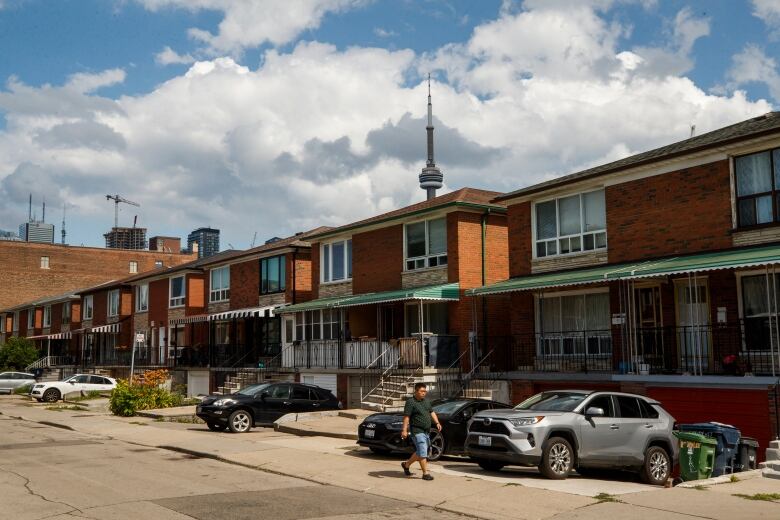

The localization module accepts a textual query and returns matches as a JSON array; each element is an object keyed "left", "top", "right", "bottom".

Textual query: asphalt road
[{"left": 0, "top": 415, "right": 475, "bottom": 520}]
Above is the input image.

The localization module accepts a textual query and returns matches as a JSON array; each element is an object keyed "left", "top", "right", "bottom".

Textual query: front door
[
  {"left": 675, "top": 278, "right": 711, "bottom": 372},
  {"left": 634, "top": 286, "right": 664, "bottom": 367}
]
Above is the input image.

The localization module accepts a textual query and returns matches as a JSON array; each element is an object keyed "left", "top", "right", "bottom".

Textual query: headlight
[
  {"left": 508, "top": 416, "right": 544, "bottom": 428},
  {"left": 386, "top": 421, "right": 404, "bottom": 431},
  {"left": 213, "top": 398, "right": 237, "bottom": 407}
]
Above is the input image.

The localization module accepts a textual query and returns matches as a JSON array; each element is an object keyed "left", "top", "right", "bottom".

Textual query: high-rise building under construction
[{"left": 104, "top": 227, "right": 147, "bottom": 250}]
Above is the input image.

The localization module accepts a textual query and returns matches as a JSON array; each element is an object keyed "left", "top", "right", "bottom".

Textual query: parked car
[
  {"left": 196, "top": 382, "right": 342, "bottom": 433},
  {"left": 465, "top": 390, "right": 678, "bottom": 485},
  {"left": 0, "top": 372, "right": 37, "bottom": 393},
  {"left": 30, "top": 374, "right": 117, "bottom": 402},
  {"left": 358, "top": 398, "right": 512, "bottom": 461}
]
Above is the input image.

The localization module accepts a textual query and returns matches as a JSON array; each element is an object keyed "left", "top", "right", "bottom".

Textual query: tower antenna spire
[{"left": 419, "top": 73, "right": 443, "bottom": 200}]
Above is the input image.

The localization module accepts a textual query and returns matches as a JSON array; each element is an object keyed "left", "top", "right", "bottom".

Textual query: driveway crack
[{"left": 0, "top": 465, "right": 84, "bottom": 518}]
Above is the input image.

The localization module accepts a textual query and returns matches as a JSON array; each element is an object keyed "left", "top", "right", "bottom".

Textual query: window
[
  {"left": 169, "top": 276, "right": 185, "bottom": 307},
  {"left": 13, "top": 312, "right": 19, "bottom": 331},
  {"left": 135, "top": 284, "right": 149, "bottom": 312},
  {"left": 210, "top": 266, "right": 230, "bottom": 302},
  {"left": 740, "top": 274, "right": 780, "bottom": 350},
  {"left": 62, "top": 302, "right": 71, "bottom": 324},
  {"left": 82, "top": 295, "right": 93, "bottom": 320},
  {"left": 535, "top": 189, "right": 607, "bottom": 258},
  {"left": 108, "top": 290, "right": 120, "bottom": 317},
  {"left": 27, "top": 309, "right": 34, "bottom": 328},
  {"left": 260, "top": 256, "right": 286, "bottom": 294},
  {"left": 40, "top": 256, "right": 50, "bottom": 269},
  {"left": 214, "top": 321, "right": 230, "bottom": 345},
  {"left": 269, "top": 384, "right": 290, "bottom": 399},
  {"left": 405, "top": 218, "right": 447, "bottom": 270},
  {"left": 0, "top": 316, "right": 5, "bottom": 333},
  {"left": 154, "top": 260, "right": 163, "bottom": 268},
  {"left": 735, "top": 148, "right": 780, "bottom": 227},
  {"left": 292, "top": 386, "right": 311, "bottom": 400},
  {"left": 321, "top": 239, "right": 352, "bottom": 283},
  {"left": 405, "top": 302, "right": 449, "bottom": 335},
  {"left": 537, "top": 291, "right": 611, "bottom": 356},
  {"left": 129, "top": 261, "right": 138, "bottom": 274},
  {"left": 43, "top": 306, "right": 51, "bottom": 328},
  {"left": 585, "top": 395, "right": 615, "bottom": 417},
  {"left": 638, "top": 399, "right": 659, "bottom": 419},
  {"left": 616, "top": 396, "right": 643, "bottom": 418},
  {"left": 294, "top": 310, "right": 348, "bottom": 341}
]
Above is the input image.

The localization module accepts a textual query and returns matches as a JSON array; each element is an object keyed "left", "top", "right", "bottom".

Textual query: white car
[
  {"left": 31, "top": 374, "right": 116, "bottom": 402},
  {"left": 0, "top": 372, "right": 37, "bottom": 393}
]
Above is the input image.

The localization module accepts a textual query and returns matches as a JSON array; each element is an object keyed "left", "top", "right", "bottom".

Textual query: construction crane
[{"left": 106, "top": 194, "right": 140, "bottom": 229}]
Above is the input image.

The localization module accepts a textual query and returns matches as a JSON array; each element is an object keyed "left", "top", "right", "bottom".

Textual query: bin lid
[
  {"left": 673, "top": 431, "right": 718, "bottom": 445},
  {"left": 739, "top": 437, "right": 760, "bottom": 447},
  {"left": 679, "top": 422, "right": 741, "bottom": 445}
]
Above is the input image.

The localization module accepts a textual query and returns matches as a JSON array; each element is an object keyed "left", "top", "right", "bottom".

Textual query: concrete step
[
  {"left": 765, "top": 448, "right": 780, "bottom": 461},
  {"left": 769, "top": 440, "right": 780, "bottom": 450},
  {"left": 360, "top": 402, "right": 403, "bottom": 412},
  {"left": 759, "top": 461, "right": 780, "bottom": 471},
  {"left": 763, "top": 469, "right": 780, "bottom": 480}
]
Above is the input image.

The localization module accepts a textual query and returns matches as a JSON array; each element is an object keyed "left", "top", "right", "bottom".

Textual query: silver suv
[{"left": 465, "top": 390, "right": 678, "bottom": 485}]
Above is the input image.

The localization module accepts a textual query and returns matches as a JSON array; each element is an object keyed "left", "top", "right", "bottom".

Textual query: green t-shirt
[{"left": 404, "top": 396, "right": 433, "bottom": 435}]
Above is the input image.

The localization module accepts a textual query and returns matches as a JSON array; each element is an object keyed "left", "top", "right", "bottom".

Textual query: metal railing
[
  {"left": 26, "top": 356, "right": 72, "bottom": 371},
  {"left": 283, "top": 338, "right": 407, "bottom": 370}
]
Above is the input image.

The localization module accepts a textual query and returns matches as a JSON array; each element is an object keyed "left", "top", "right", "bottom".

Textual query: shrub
[
  {"left": 0, "top": 337, "right": 39, "bottom": 370},
  {"left": 109, "top": 369, "right": 178, "bottom": 417},
  {"left": 14, "top": 384, "right": 32, "bottom": 395}
]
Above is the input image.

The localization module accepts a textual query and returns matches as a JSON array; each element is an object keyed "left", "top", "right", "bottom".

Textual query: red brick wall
[
  {"left": 606, "top": 159, "right": 733, "bottom": 263},
  {"left": 311, "top": 243, "right": 321, "bottom": 299},
  {"left": 288, "top": 250, "right": 313, "bottom": 304},
  {"left": 50, "top": 303, "right": 62, "bottom": 334},
  {"left": 148, "top": 279, "right": 169, "bottom": 328},
  {"left": 187, "top": 274, "right": 205, "bottom": 314},
  {"left": 230, "top": 259, "right": 259, "bottom": 310},
  {"left": 0, "top": 241, "right": 196, "bottom": 310},
  {"left": 507, "top": 201, "right": 532, "bottom": 277},
  {"left": 71, "top": 302, "right": 80, "bottom": 326},
  {"left": 352, "top": 225, "right": 403, "bottom": 294},
  {"left": 91, "top": 290, "right": 108, "bottom": 326}
]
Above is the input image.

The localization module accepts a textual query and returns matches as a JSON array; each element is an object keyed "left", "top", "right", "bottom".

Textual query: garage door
[
  {"left": 187, "top": 370, "right": 210, "bottom": 397},
  {"left": 302, "top": 374, "right": 337, "bottom": 395}
]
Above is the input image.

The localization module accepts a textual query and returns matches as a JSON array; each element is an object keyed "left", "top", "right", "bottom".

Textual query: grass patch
[
  {"left": 733, "top": 493, "right": 780, "bottom": 502},
  {"left": 692, "top": 485, "right": 709, "bottom": 491},
  {"left": 46, "top": 405, "right": 87, "bottom": 412},
  {"left": 14, "top": 384, "right": 32, "bottom": 395},
  {"left": 163, "top": 416, "right": 203, "bottom": 424},
  {"left": 729, "top": 474, "right": 740, "bottom": 483},
  {"left": 128, "top": 421, "right": 147, "bottom": 426},
  {"left": 69, "top": 391, "right": 107, "bottom": 402},
  {"left": 593, "top": 493, "right": 621, "bottom": 503}
]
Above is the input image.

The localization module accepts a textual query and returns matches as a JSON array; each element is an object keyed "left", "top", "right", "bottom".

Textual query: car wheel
[
  {"left": 206, "top": 421, "right": 227, "bottom": 432},
  {"left": 477, "top": 459, "right": 505, "bottom": 472},
  {"left": 369, "top": 447, "right": 391, "bottom": 455},
  {"left": 42, "top": 388, "right": 60, "bottom": 403},
  {"left": 539, "top": 436, "right": 573, "bottom": 479},
  {"left": 641, "top": 446, "right": 671, "bottom": 486},
  {"left": 227, "top": 410, "right": 252, "bottom": 433},
  {"left": 428, "top": 430, "right": 446, "bottom": 461}
]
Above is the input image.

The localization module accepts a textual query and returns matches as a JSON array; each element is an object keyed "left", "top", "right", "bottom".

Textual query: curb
[
  {"left": 274, "top": 422, "right": 358, "bottom": 440},
  {"left": 676, "top": 469, "right": 764, "bottom": 487}
]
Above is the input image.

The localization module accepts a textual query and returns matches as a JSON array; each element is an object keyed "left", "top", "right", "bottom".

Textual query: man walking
[{"left": 400, "top": 382, "right": 441, "bottom": 481}]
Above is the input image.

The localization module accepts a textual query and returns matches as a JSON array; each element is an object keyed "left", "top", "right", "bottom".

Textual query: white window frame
[
  {"left": 27, "top": 309, "right": 34, "bottom": 329},
  {"left": 136, "top": 284, "right": 149, "bottom": 312},
  {"left": 43, "top": 305, "right": 51, "bottom": 328},
  {"left": 129, "top": 260, "right": 138, "bottom": 274},
  {"left": 533, "top": 288, "right": 612, "bottom": 357},
  {"left": 403, "top": 217, "right": 448, "bottom": 271},
  {"left": 169, "top": 276, "right": 186, "bottom": 308},
  {"left": 532, "top": 188, "right": 607, "bottom": 259},
  {"left": 62, "top": 302, "right": 71, "bottom": 324},
  {"left": 82, "top": 295, "right": 94, "bottom": 320},
  {"left": 210, "top": 266, "right": 230, "bottom": 302},
  {"left": 40, "top": 256, "right": 50, "bottom": 269},
  {"left": 294, "top": 310, "right": 343, "bottom": 341},
  {"left": 108, "top": 289, "right": 120, "bottom": 317},
  {"left": 320, "top": 238, "right": 352, "bottom": 284},
  {"left": 13, "top": 312, "right": 19, "bottom": 331}
]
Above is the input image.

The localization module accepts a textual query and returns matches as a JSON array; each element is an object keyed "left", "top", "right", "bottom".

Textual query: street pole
[{"left": 130, "top": 337, "right": 138, "bottom": 384}]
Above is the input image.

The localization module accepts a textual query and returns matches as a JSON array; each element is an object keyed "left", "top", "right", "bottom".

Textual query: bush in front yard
[
  {"left": 0, "top": 337, "right": 38, "bottom": 370},
  {"left": 109, "top": 369, "right": 180, "bottom": 417}
]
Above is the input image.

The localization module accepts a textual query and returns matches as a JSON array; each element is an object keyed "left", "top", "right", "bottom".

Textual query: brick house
[
  {"left": 277, "top": 188, "right": 509, "bottom": 406},
  {"left": 470, "top": 111, "right": 780, "bottom": 455}
]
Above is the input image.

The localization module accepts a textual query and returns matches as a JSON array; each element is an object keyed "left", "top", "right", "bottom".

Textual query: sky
[{"left": 1, "top": 0, "right": 779, "bottom": 250}]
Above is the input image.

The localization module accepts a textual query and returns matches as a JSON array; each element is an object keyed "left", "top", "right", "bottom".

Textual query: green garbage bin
[{"left": 674, "top": 431, "right": 717, "bottom": 481}]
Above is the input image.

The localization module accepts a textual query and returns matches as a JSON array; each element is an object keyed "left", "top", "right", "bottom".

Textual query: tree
[{"left": 0, "top": 337, "right": 39, "bottom": 370}]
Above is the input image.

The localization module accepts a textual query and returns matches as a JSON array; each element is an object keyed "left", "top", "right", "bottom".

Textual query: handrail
[
  {"left": 360, "top": 339, "right": 426, "bottom": 411},
  {"left": 25, "top": 356, "right": 70, "bottom": 371},
  {"left": 360, "top": 344, "right": 399, "bottom": 404}
]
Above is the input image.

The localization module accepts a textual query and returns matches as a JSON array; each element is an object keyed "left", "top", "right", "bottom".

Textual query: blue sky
[{"left": 0, "top": 0, "right": 778, "bottom": 248}]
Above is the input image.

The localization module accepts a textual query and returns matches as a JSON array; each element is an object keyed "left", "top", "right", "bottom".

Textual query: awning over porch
[
  {"left": 90, "top": 323, "right": 120, "bottom": 333},
  {"left": 169, "top": 305, "right": 278, "bottom": 325},
  {"left": 468, "top": 243, "right": 780, "bottom": 296},
  {"left": 278, "top": 282, "right": 460, "bottom": 314}
]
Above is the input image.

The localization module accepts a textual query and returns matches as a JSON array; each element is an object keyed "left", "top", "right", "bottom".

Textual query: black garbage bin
[
  {"left": 735, "top": 437, "right": 759, "bottom": 472},
  {"left": 679, "top": 422, "right": 741, "bottom": 476}
]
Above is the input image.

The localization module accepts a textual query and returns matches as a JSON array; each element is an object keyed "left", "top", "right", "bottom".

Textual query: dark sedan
[
  {"left": 196, "top": 382, "right": 342, "bottom": 433},
  {"left": 357, "top": 398, "right": 511, "bottom": 461}
]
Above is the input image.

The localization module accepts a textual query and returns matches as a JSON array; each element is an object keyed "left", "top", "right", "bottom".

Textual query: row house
[
  {"left": 277, "top": 188, "right": 510, "bottom": 405},
  {"left": 471, "top": 111, "right": 780, "bottom": 454}
]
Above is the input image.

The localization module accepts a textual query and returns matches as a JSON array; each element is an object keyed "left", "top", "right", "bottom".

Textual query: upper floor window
[
  {"left": 405, "top": 217, "right": 447, "bottom": 270},
  {"left": 136, "top": 284, "right": 149, "bottom": 312},
  {"left": 170, "top": 276, "right": 185, "bottom": 307},
  {"left": 43, "top": 306, "right": 51, "bottom": 328},
  {"left": 210, "top": 266, "right": 230, "bottom": 302},
  {"left": 82, "top": 295, "right": 93, "bottom": 320},
  {"left": 108, "top": 290, "right": 120, "bottom": 317},
  {"left": 535, "top": 189, "right": 606, "bottom": 258},
  {"left": 62, "top": 302, "right": 71, "bottom": 324},
  {"left": 27, "top": 309, "right": 34, "bottom": 328},
  {"left": 735, "top": 148, "right": 780, "bottom": 227},
  {"left": 40, "top": 256, "right": 50, "bottom": 269},
  {"left": 321, "top": 239, "right": 352, "bottom": 283},
  {"left": 261, "top": 256, "right": 286, "bottom": 294},
  {"left": 0, "top": 315, "right": 5, "bottom": 333},
  {"left": 129, "top": 261, "right": 138, "bottom": 274},
  {"left": 154, "top": 260, "right": 163, "bottom": 268}
]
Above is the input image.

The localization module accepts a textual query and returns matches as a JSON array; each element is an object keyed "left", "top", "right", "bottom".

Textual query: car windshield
[
  {"left": 432, "top": 400, "right": 470, "bottom": 415},
  {"left": 236, "top": 383, "right": 270, "bottom": 396},
  {"left": 515, "top": 392, "right": 587, "bottom": 412}
]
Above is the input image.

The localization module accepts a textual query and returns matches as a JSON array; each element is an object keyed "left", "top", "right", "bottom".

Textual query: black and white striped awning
[
  {"left": 209, "top": 306, "right": 276, "bottom": 321},
  {"left": 169, "top": 314, "right": 209, "bottom": 325},
  {"left": 50, "top": 332, "right": 72, "bottom": 339},
  {"left": 90, "top": 323, "right": 120, "bottom": 334}
]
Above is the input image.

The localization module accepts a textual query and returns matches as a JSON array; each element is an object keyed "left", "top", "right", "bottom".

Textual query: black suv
[{"left": 196, "top": 382, "right": 342, "bottom": 433}]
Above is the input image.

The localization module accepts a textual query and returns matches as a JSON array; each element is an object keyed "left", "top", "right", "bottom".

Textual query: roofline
[
  {"left": 494, "top": 123, "right": 780, "bottom": 203},
  {"left": 309, "top": 201, "right": 507, "bottom": 241}
]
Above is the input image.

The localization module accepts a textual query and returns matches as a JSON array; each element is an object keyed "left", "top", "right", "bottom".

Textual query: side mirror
[
  {"left": 69, "top": 381, "right": 75, "bottom": 385},
  {"left": 462, "top": 409, "right": 473, "bottom": 420},
  {"left": 259, "top": 391, "right": 269, "bottom": 400},
  {"left": 585, "top": 407, "right": 605, "bottom": 417}
]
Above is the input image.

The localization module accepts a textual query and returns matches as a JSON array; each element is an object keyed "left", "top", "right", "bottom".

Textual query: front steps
[
  {"left": 360, "top": 372, "right": 494, "bottom": 412},
  {"left": 215, "top": 369, "right": 292, "bottom": 395},
  {"left": 759, "top": 440, "right": 780, "bottom": 479}
]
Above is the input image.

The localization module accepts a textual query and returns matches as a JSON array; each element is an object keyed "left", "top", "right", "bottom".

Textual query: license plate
[
  {"left": 478, "top": 436, "right": 492, "bottom": 447},
  {"left": 196, "top": 405, "right": 202, "bottom": 413},
  {"left": 365, "top": 429, "right": 375, "bottom": 438}
]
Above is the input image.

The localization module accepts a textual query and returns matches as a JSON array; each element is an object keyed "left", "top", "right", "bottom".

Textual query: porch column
[
  {"left": 418, "top": 300, "right": 425, "bottom": 367},
  {"left": 766, "top": 267, "right": 776, "bottom": 377},
  {"left": 47, "top": 337, "right": 51, "bottom": 358}
]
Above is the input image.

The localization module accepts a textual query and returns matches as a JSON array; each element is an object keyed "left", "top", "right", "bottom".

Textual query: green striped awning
[
  {"left": 468, "top": 244, "right": 780, "bottom": 296},
  {"left": 278, "top": 283, "right": 460, "bottom": 313}
]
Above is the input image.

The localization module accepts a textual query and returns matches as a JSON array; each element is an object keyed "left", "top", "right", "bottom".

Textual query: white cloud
[
  {"left": 753, "top": 0, "right": 780, "bottom": 37},
  {"left": 0, "top": 1, "right": 772, "bottom": 247},
  {"left": 722, "top": 44, "right": 780, "bottom": 101},
  {"left": 155, "top": 46, "right": 195, "bottom": 66},
  {"left": 66, "top": 68, "right": 126, "bottom": 93},
  {"left": 373, "top": 27, "right": 396, "bottom": 38},
  {"left": 136, "top": 0, "right": 366, "bottom": 55}
]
